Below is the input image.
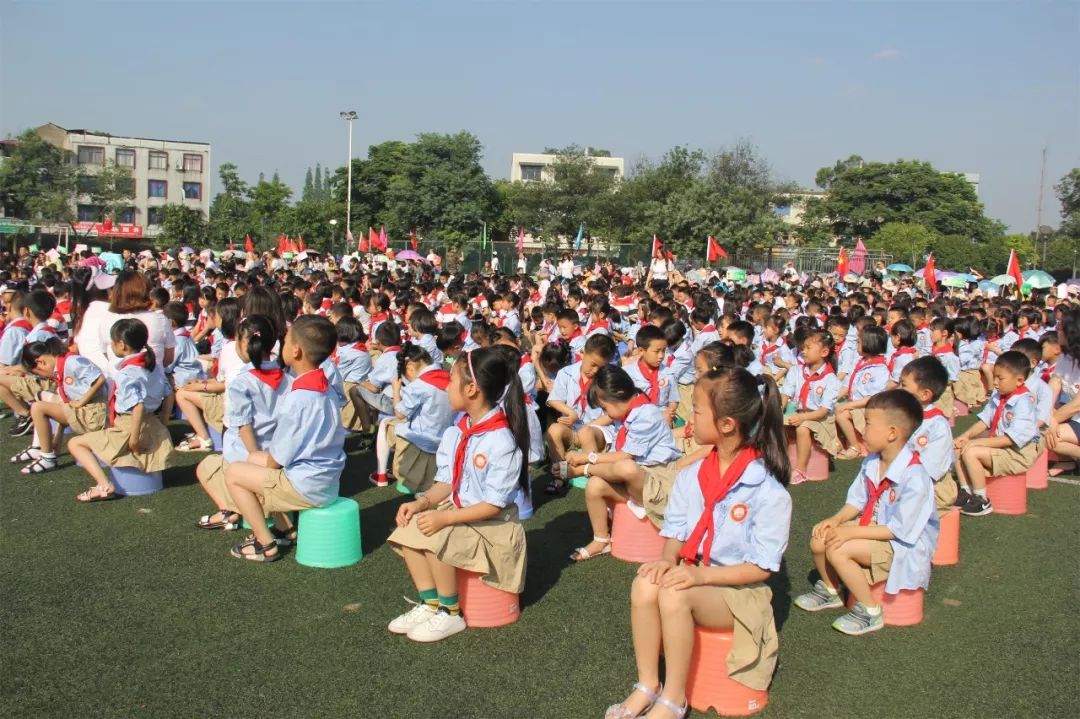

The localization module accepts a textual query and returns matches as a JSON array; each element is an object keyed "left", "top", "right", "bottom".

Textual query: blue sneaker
[
  {"left": 794, "top": 580, "right": 844, "bottom": 612},
  {"left": 832, "top": 602, "right": 885, "bottom": 636}
]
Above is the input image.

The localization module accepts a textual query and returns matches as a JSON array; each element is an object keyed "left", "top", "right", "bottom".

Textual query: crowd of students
[{"left": 2, "top": 247, "right": 1077, "bottom": 719}]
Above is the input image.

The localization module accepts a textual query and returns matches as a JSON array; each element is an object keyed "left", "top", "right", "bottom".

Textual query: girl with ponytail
[
  {"left": 605, "top": 366, "right": 791, "bottom": 719},
  {"left": 386, "top": 346, "right": 528, "bottom": 643}
]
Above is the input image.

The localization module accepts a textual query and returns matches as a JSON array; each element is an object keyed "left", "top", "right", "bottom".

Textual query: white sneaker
[
  {"left": 387, "top": 600, "right": 437, "bottom": 635},
  {"left": 406, "top": 610, "right": 467, "bottom": 643}
]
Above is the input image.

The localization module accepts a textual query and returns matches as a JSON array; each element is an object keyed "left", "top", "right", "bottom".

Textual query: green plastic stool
[
  {"left": 569, "top": 476, "right": 588, "bottom": 490},
  {"left": 295, "top": 497, "right": 362, "bottom": 568},
  {"left": 673, "top": 416, "right": 686, "bottom": 429},
  {"left": 241, "top": 516, "right": 275, "bottom": 530}
]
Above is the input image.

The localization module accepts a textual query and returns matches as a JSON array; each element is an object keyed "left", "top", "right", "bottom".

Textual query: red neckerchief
[
  {"left": 109, "top": 352, "right": 149, "bottom": 425},
  {"left": 760, "top": 342, "right": 781, "bottom": 364},
  {"left": 932, "top": 343, "right": 953, "bottom": 355},
  {"left": 418, "top": 367, "right": 451, "bottom": 391},
  {"left": 370, "top": 312, "right": 389, "bottom": 324},
  {"left": 847, "top": 356, "right": 886, "bottom": 395},
  {"left": 291, "top": 369, "right": 330, "bottom": 393},
  {"left": 615, "top": 394, "right": 651, "bottom": 451},
  {"left": 250, "top": 364, "right": 286, "bottom": 391},
  {"left": 887, "top": 346, "right": 917, "bottom": 374},
  {"left": 175, "top": 328, "right": 191, "bottom": 338},
  {"left": 638, "top": 359, "right": 660, "bottom": 404},
  {"left": 860, "top": 453, "right": 920, "bottom": 526},
  {"left": 916, "top": 322, "right": 929, "bottom": 332},
  {"left": 923, "top": 407, "right": 944, "bottom": 420},
  {"left": 520, "top": 353, "right": 532, "bottom": 368},
  {"left": 586, "top": 319, "right": 609, "bottom": 333},
  {"left": 382, "top": 345, "right": 401, "bottom": 354},
  {"left": 352, "top": 342, "right": 367, "bottom": 351},
  {"left": 563, "top": 329, "right": 583, "bottom": 344},
  {"left": 1041, "top": 363, "right": 1056, "bottom": 383},
  {"left": 699, "top": 324, "right": 716, "bottom": 334},
  {"left": 989, "top": 385, "right": 1028, "bottom": 436},
  {"left": 799, "top": 363, "right": 833, "bottom": 409},
  {"left": 6, "top": 319, "right": 32, "bottom": 333},
  {"left": 55, "top": 352, "right": 74, "bottom": 403},
  {"left": 330, "top": 347, "right": 340, "bottom": 365},
  {"left": 665, "top": 352, "right": 676, "bottom": 368},
  {"left": 678, "top": 447, "right": 761, "bottom": 565},
  {"left": 31, "top": 323, "right": 57, "bottom": 337},
  {"left": 982, "top": 336, "right": 998, "bottom": 362},
  {"left": 451, "top": 410, "right": 510, "bottom": 507},
  {"left": 576, "top": 370, "right": 591, "bottom": 413}
]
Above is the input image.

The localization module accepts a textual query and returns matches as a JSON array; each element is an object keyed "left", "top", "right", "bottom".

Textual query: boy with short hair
[
  {"left": 835, "top": 324, "right": 890, "bottom": 459},
  {"left": 899, "top": 356, "right": 958, "bottom": 513},
  {"left": 556, "top": 308, "right": 587, "bottom": 357},
  {"left": 623, "top": 325, "right": 677, "bottom": 423},
  {"left": 953, "top": 350, "right": 1039, "bottom": 516},
  {"left": 0, "top": 290, "right": 59, "bottom": 436},
  {"left": 163, "top": 301, "right": 205, "bottom": 390},
  {"left": 356, "top": 320, "right": 403, "bottom": 420},
  {"left": 794, "top": 389, "right": 938, "bottom": 635}
]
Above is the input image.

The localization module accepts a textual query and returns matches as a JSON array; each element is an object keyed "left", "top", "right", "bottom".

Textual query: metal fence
[{"left": 729, "top": 246, "right": 893, "bottom": 275}]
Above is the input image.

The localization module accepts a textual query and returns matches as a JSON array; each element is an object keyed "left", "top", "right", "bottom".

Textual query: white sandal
[
  {"left": 605, "top": 682, "right": 661, "bottom": 718},
  {"left": 650, "top": 696, "right": 688, "bottom": 718},
  {"left": 570, "top": 536, "right": 611, "bottom": 562}
]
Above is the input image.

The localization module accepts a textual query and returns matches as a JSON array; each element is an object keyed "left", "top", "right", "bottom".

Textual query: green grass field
[{"left": 2, "top": 418, "right": 1078, "bottom": 719}]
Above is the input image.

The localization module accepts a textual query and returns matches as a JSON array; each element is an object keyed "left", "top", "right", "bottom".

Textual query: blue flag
[{"left": 574, "top": 223, "right": 583, "bottom": 250}]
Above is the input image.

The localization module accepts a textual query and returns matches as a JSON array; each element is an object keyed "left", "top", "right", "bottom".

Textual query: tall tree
[
  {"left": 84, "top": 161, "right": 135, "bottom": 226},
  {"left": 0, "top": 129, "right": 76, "bottom": 223},
  {"left": 158, "top": 204, "right": 208, "bottom": 246},
  {"left": 208, "top": 162, "right": 254, "bottom": 248},
  {"left": 313, "top": 164, "right": 324, "bottom": 201},
  {"left": 302, "top": 167, "right": 314, "bottom": 201}
]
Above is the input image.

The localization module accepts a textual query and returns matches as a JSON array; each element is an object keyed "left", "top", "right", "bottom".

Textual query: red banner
[{"left": 73, "top": 222, "right": 144, "bottom": 239}]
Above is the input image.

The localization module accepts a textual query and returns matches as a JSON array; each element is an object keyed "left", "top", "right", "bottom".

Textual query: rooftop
[{"left": 41, "top": 122, "right": 210, "bottom": 146}]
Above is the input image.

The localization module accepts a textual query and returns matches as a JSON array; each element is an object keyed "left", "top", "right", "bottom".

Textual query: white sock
[
  {"left": 864, "top": 604, "right": 882, "bottom": 616},
  {"left": 375, "top": 418, "right": 392, "bottom": 474},
  {"left": 974, "top": 487, "right": 988, "bottom": 499},
  {"left": 40, "top": 451, "right": 56, "bottom": 460},
  {"left": 822, "top": 582, "right": 839, "bottom": 596}
]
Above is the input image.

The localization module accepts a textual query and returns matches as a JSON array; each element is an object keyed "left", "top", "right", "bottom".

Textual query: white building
[
  {"left": 36, "top": 122, "right": 211, "bottom": 239},
  {"left": 510, "top": 151, "right": 624, "bottom": 183}
]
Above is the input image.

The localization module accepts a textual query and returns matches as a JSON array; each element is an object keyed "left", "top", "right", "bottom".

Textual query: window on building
[
  {"left": 77, "top": 205, "right": 101, "bottom": 222},
  {"left": 116, "top": 207, "right": 136, "bottom": 224},
  {"left": 120, "top": 177, "right": 136, "bottom": 197},
  {"left": 148, "top": 180, "right": 167, "bottom": 198},
  {"left": 520, "top": 164, "right": 543, "bottom": 182},
  {"left": 605, "top": 168, "right": 619, "bottom": 179},
  {"left": 77, "top": 146, "right": 104, "bottom": 165},
  {"left": 148, "top": 151, "right": 168, "bottom": 170},
  {"left": 147, "top": 207, "right": 165, "bottom": 226},
  {"left": 182, "top": 182, "right": 202, "bottom": 200},
  {"left": 182, "top": 154, "right": 203, "bottom": 172},
  {"left": 116, "top": 148, "right": 135, "bottom": 168},
  {"left": 77, "top": 175, "right": 97, "bottom": 194}
]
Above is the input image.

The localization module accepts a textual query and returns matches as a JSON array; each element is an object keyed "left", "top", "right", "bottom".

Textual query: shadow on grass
[
  {"left": 766, "top": 558, "right": 793, "bottom": 631},
  {"left": 521, "top": 507, "right": 588, "bottom": 609}
]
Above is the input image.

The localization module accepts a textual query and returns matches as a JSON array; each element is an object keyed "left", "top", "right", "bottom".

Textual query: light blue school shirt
[
  {"left": 396, "top": 364, "right": 455, "bottom": 454},
  {"left": 549, "top": 362, "right": 605, "bottom": 428},
  {"left": 957, "top": 339, "right": 984, "bottom": 371},
  {"left": 336, "top": 343, "right": 372, "bottom": 383},
  {"left": 168, "top": 330, "right": 204, "bottom": 387},
  {"left": 614, "top": 402, "right": 682, "bottom": 466},
  {"left": 1025, "top": 374, "right": 1053, "bottom": 425},
  {"left": 906, "top": 408, "right": 955, "bottom": 483},
  {"left": 59, "top": 354, "right": 103, "bottom": 402},
  {"left": 0, "top": 322, "right": 29, "bottom": 365},
  {"left": 319, "top": 357, "right": 347, "bottom": 408},
  {"left": 782, "top": 365, "right": 840, "bottom": 412},
  {"left": 269, "top": 371, "right": 346, "bottom": 506},
  {"left": 690, "top": 327, "right": 720, "bottom": 354},
  {"left": 113, "top": 353, "right": 167, "bottom": 415},
  {"left": 26, "top": 322, "right": 57, "bottom": 343},
  {"left": 667, "top": 339, "right": 695, "bottom": 385},
  {"left": 519, "top": 360, "right": 538, "bottom": 402},
  {"left": 762, "top": 342, "right": 795, "bottom": 375},
  {"left": 931, "top": 349, "right": 960, "bottom": 382},
  {"left": 433, "top": 407, "right": 524, "bottom": 509},
  {"left": 624, "top": 361, "right": 677, "bottom": 408},
  {"left": 223, "top": 362, "right": 291, "bottom": 464},
  {"left": 415, "top": 333, "right": 444, "bottom": 366},
  {"left": 836, "top": 341, "right": 859, "bottom": 378},
  {"left": 367, "top": 349, "right": 400, "bottom": 403},
  {"left": 888, "top": 348, "right": 919, "bottom": 383},
  {"left": 847, "top": 359, "right": 889, "bottom": 400},
  {"left": 977, "top": 388, "right": 1039, "bottom": 448}
]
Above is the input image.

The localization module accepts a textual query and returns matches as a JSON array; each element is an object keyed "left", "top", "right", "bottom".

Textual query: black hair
[
  {"left": 215, "top": 297, "right": 241, "bottom": 340},
  {"left": 661, "top": 318, "right": 686, "bottom": 347},
  {"left": 555, "top": 308, "right": 580, "bottom": 325},
  {"left": 20, "top": 337, "right": 67, "bottom": 373},
  {"left": 436, "top": 321, "right": 466, "bottom": 352},
  {"left": 459, "top": 347, "right": 530, "bottom": 494},
  {"left": 635, "top": 324, "right": 667, "bottom": 349},
  {"left": 690, "top": 307, "right": 713, "bottom": 326},
  {"left": 237, "top": 315, "right": 278, "bottom": 368},
  {"left": 587, "top": 364, "right": 639, "bottom": 408},
  {"left": 289, "top": 315, "right": 336, "bottom": 366},
  {"left": 581, "top": 333, "right": 616, "bottom": 360},
  {"left": 397, "top": 342, "right": 434, "bottom": 377},
  {"left": 726, "top": 320, "right": 755, "bottom": 345},
  {"left": 539, "top": 341, "right": 571, "bottom": 374},
  {"left": 697, "top": 341, "right": 735, "bottom": 372},
  {"left": 994, "top": 349, "right": 1031, "bottom": 379},
  {"left": 163, "top": 301, "right": 188, "bottom": 329},
  {"left": 900, "top": 356, "right": 949, "bottom": 402},
  {"left": 1039, "top": 331, "right": 1060, "bottom": 351},
  {"left": 408, "top": 307, "right": 437, "bottom": 336},
  {"left": 111, "top": 318, "right": 156, "bottom": 372},
  {"left": 857, "top": 324, "right": 888, "bottom": 356},
  {"left": 149, "top": 287, "right": 170, "bottom": 309},
  {"left": 865, "top": 389, "right": 923, "bottom": 441},
  {"left": 802, "top": 329, "right": 835, "bottom": 363},
  {"left": 23, "top": 289, "right": 56, "bottom": 323},
  {"left": 890, "top": 318, "right": 917, "bottom": 348},
  {"left": 374, "top": 320, "right": 401, "bottom": 347},
  {"left": 335, "top": 316, "right": 365, "bottom": 344},
  {"left": 1005, "top": 341, "right": 1040, "bottom": 372}
]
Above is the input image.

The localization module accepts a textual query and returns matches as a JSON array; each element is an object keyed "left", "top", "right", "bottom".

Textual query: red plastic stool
[
  {"left": 1026, "top": 451, "right": 1048, "bottom": 490},
  {"left": 932, "top": 507, "right": 960, "bottom": 566},
  {"left": 685, "top": 628, "right": 769, "bottom": 716},
  {"left": 953, "top": 400, "right": 969, "bottom": 417},
  {"left": 846, "top": 583, "right": 924, "bottom": 626},
  {"left": 610, "top": 502, "right": 666, "bottom": 563},
  {"left": 985, "top": 472, "right": 1027, "bottom": 515},
  {"left": 456, "top": 569, "right": 520, "bottom": 628},
  {"left": 786, "top": 439, "right": 829, "bottom": 481}
]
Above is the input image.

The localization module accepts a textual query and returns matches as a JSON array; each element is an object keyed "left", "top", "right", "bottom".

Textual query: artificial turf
[{"left": 2, "top": 418, "right": 1078, "bottom": 719}]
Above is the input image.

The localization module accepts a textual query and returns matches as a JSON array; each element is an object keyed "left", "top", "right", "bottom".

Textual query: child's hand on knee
[
  {"left": 637, "top": 559, "right": 675, "bottom": 584},
  {"left": 812, "top": 518, "right": 837, "bottom": 538},
  {"left": 660, "top": 564, "right": 703, "bottom": 590}
]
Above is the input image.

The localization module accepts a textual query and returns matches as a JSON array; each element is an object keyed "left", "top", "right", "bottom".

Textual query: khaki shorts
[
  {"left": 954, "top": 369, "right": 986, "bottom": 406},
  {"left": 341, "top": 381, "right": 361, "bottom": 430},
  {"left": 800, "top": 417, "right": 841, "bottom": 455},
  {"left": 934, "top": 475, "right": 959, "bottom": 515},
  {"left": 10, "top": 374, "right": 53, "bottom": 403},
  {"left": 935, "top": 385, "right": 956, "bottom": 419},
  {"left": 989, "top": 442, "right": 1039, "bottom": 477},
  {"left": 676, "top": 383, "right": 694, "bottom": 423},
  {"left": 199, "top": 454, "right": 240, "bottom": 512},
  {"left": 843, "top": 519, "right": 894, "bottom": 584},
  {"left": 850, "top": 407, "right": 867, "bottom": 434},
  {"left": 250, "top": 466, "right": 316, "bottom": 513},
  {"left": 642, "top": 461, "right": 679, "bottom": 529}
]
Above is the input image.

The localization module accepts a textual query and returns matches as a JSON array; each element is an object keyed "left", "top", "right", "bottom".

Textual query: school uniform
[
  {"left": 782, "top": 363, "right": 841, "bottom": 454},
  {"left": 0, "top": 318, "right": 31, "bottom": 366},
  {"left": 662, "top": 453, "right": 791, "bottom": 690},
  {"left": 836, "top": 340, "right": 859, "bottom": 380},
  {"left": 359, "top": 346, "right": 401, "bottom": 416},
  {"left": 887, "top": 346, "right": 918, "bottom": 384},
  {"left": 745, "top": 356, "right": 765, "bottom": 376},
  {"left": 319, "top": 356, "right": 348, "bottom": 409},
  {"left": 691, "top": 325, "right": 720, "bottom": 354},
  {"left": 845, "top": 356, "right": 889, "bottom": 433},
  {"left": 955, "top": 338, "right": 987, "bottom": 406},
  {"left": 997, "top": 329, "right": 1019, "bottom": 355},
  {"left": 393, "top": 364, "right": 455, "bottom": 493},
  {"left": 1025, "top": 374, "right": 1053, "bottom": 426},
  {"left": 168, "top": 327, "right": 205, "bottom": 388},
  {"left": 624, "top": 360, "right": 676, "bottom": 409},
  {"left": 54, "top": 353, "right": 107, "bottom": 434},
  {"left": 334, "top": 340, "right": 372, "bottom": 429},
  {"left": 387, "top": 407, "right": 527, "bottom": 593},
  {"left": 667, "top": 339, "right": 696, "bottom": 422},
  {"left": 500, "top": 310, "right": 522, "bottom": 337},
  {"left": 845, "top": 447, "right": 938, "bottom": 594},
  {"left": 760, "top": 341, "right": 795, "bottom": 378},
  {"left": 975, "top": 386, "right": 1039, "bottom": 476},
  {"left": 614, "top": 398, "right": 683, "bottom": 528},
  {"left": 548, "top": 362, "right": 604, "bottom": 429},
  {"left": 929, "top": 345, "right": 961, "bottom": 418},
  {"left": 915, "top": 325, "right": 933, "bottom": 357},
  {"left": 906, "top": 406, "right": 957, "bottom": 513}
]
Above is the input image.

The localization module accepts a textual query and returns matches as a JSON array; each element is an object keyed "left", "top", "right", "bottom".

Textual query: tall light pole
[
  {"left": 329, "top": 218, "right": 338, "bottom": 259},
  {"left": 340, "top": 111, "right": 358, "bottom": 242}
]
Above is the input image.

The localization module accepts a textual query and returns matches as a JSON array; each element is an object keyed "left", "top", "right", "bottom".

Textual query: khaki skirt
[
  {"left": 954, "top": 369, "right": 986, "bottom": 407},
  {"left": 642, "top": 461, "right": 679, "bottom": 529},
  {"left": 396, "top": 440, "right": 438, "bottom": 493},
  {"left": 934, "top": 385, "right": 956, "bottom": 419},
  {"left": 800, "top": 417, "right": 841, "bottom": 455},
  {"left": 711, "top": 583, "right": 780, "bottom": 691},
  {"left": 62, "top": 399, "right": 107, "bottom": 435},
  {"left": 83, "top": 413, "right": 174, "bottom": 473},
  {"left": 195, "top": 391, "right": 225, "bottom": 432},
  {"left": 388, "top": 501, "right": 527, "bottom": 594}
]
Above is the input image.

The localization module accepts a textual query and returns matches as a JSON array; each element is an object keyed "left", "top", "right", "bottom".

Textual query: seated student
[
  {"left": 544, "top": 334, "right": 617, "bottom": 494},
  {"left": 333, "top": 316, "right": 372, "bottom": 432},
  {"left": 1012, "top": 338, "right": 1053, "bottom": 430},
  {"left": 794, "top": 390, "right": 938, "bottom": 636},
  {"left": 67, "top": 319, "right": 174, "bottom": 503},
  {"left": 555, "top": 308, "right": 588, "bottom": 357},
  {"left": 0, "top": 289, "right": 59, "bottom": 437},
  {"left": 564, "top": 365, "right": 684, "bottom": 562},
  {"left": 726, "top": 320, "right": 763, "bottom": 375},
  {"left": 954, "top": 316, "right": 987, "bottom": 409},
  {"left": 899, "top": 357, "right": 959, "bottom": 514},
  {"left": 835, "top": 325, "right": 890, "bottom": 459},
  {"left": 492, "top": 332, "right": 546, "bottom": 466},
  {"left": 386, "top": 347, "right": 529, "bottom": 643},
  {"left": 782, "top": 329, "right": 841, "bottom": 482},
  {"left": 222, "top": 315, "right": 347, "bottom": 562},
  {"left": 928, "top": 318, "right": 960, "bottom": 418},
  {"left": 195, "top": 315, "right": 291, "bottom": 532},
  {"left": 495, "top": 291, "right": 522, "bottom": 336},
  {"left": 463, "top": 319, "right": 494, "bottom": 353},
  {"left": 663, "top": 319, "right": 696, "bottom": 423},
  {"left": 885, "top": 319, "right": 918, "bottom": 389},
  {"left": 953, "top": 350, "right": 1039, "bottom": 517},
  {"left": 406, "top": 307, "right": 444, "bottom": 366},
  {"left": 436, "top": 321, "right": 466, "bottom": 371},
  {"left": 1037, "top": 331, "right": 1061, "bottom": 382},
  {"left": 605, "top": 365, "right": 791, "bottom": 719},
  {"left": 355, "top": 320, "right": 403, "bottom": 421},
  {"left": 175, "top": 299, "right": 242, "bottom": 452},
  {"left": 911, "top": 307, "right": 932, "bottom": 357},
  {"left": 624, "top": 325, "right": 678, "bottom": 424},
  {"left": 672, "top": 341, "right": 737, "bottom": 458},
  {"left": 10, "top": 338, "right": 107, "bottom": 474},
  {"left": 828, "top": 316, "right": 857, "bottom": 384},
  {"left": 760, "top": 315, "right": 796, "bottom": 383},
  {"left": 688, "top": 307, "right": 720, "bottom": 352},
  {"left": 371, "top": 343, "right": 454, "bottom": 491},
  {"left": 163, "top": 301, "right": 205, "bottom": 391}
]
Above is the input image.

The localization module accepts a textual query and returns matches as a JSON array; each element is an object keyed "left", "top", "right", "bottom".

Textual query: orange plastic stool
[
  {"left": 986, "top": 472, "right": 1027, "bottom": 515},
  {"left": 685, "top": 628, "right": 769, "bottom": 716},
  {"left": 456, "top": 569, "right": 520, "bottom": 628},
  {"left": 786, "top": 439, "right": 829, "bottom": 481},
  {"left": 1026, "top": 451, "right": 1048, "bottom": 490},
  {"left": 953, "top": 400, "right": 969, "bottom": 417},
  {"left": 846, "top": 583, "right": 925, "bottom": 626},
  {"left": 932, "top": 508, "right": 960, "bottom": 566},
  {"left": 610, "top": 502, "right": 666, "bottom": 563}
]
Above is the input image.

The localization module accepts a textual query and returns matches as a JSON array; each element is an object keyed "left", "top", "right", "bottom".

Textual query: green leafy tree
[
  {"left": 331, "top": 140, "right": 409, "bottom": 233},
  {"left": 208, "top": 162, "right": 255, "bottom": 249},
  {"left": 302, "top": 167, "right": 314, "bottom": 201},
  {"left": 0, "top": 129, "right": 76, "bottom": 223},
  {"left": 1056, "top": 169, "right": 1080, "bottom": 239},
  {"left": 866, "top": 222, "right": 936, "bottom": 267},
  {"left": 158, "top": 204, "right": 208, "bottom": 247},
  {"left": 247, "top": 175, "right": 292, "bottom": 240},
  {"left": 83, "top": 161, "right": 134, "bottom": 226}
]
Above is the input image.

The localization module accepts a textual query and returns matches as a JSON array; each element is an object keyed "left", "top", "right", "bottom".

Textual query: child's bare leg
[
  {"left": 67, "top": 435, "right": 112, "bottom": 490},
  {"left": 223, "top": 462, "right": 275, "bottom": 551},
  {"left": 825, "top": 539, "right": 877, "bottom": 608},
  {"left": 176, "top": 390, "right": 210, "bottom": 441},
  {"left": 581, "top": 459, "right": 646, "bottom": 502},
  {"left": 0, "top": 379, "right": 29, "bottom": 416},
  {"left": 836, "top": 410, "right": 858, "bottom": 447},
  {"left": 576, "top": 478, "right": 626, "bottom": 557},
  {"left": 401, "top": 546, "right": 436, "bottom": 590},
  {"left": 810, "top": 534, "right": 841, "bottom": 589},
  {"left": 31, "top": 401, "right": 67, "bottom": 454},
  {"left": 350, "top": 388, "right": 371, "bottom": 431},
  {"left": 427, "top": 553, "right": 458, "bottom": 598},
  {"left": 961, "top": 445, "right": 992, "bottom": 492},
  {"left": 158, "top": 393, "right": 175, "bottom": 424},
  {"left": 611, "top": 575, "right": 663, "bottom": 716},
  {"left": 795, "top": 425, "right": 813, "bottom": 472},
  {"left": 545, "top": 423, "right": 572, "bottom": 463}
]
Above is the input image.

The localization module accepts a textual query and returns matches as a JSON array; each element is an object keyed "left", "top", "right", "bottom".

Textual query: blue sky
[{"left": 2, "top": 0, "right": 1077, "bottom": 232}]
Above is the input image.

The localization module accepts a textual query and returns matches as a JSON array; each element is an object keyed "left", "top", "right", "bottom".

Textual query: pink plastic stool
[
  {"left": 932, "top": 507, "right": 960, "bottom": 566},
  {"left": 986, "top": 472, "right": 1027, "bottom": 515},
  {"left": 685, "top": 628, "right": 769, "bottom": 716},
  {"left": 1026, "top": 451, "right": 1048, "bottom": 490},
  {"left": 786, "top": 439, "right": 829, "bottom": 481},
  {"left": 610, "top": 502, "right": 666, "bottom": 563},
  {"left": 846, "top": 583, "right": 925, "bottom": 626},
  {"left": 953, "top": 400, "right": 969, "bottom": 417},
  {"left": 456, "top": 569, "right": 520, "bottom": 628}
]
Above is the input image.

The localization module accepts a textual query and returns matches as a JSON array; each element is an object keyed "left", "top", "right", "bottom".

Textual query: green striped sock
[
  {"left": 438, "top": 594, "right": 460, "bottom": 616},
  {"left": 418, "top": 588, "right": 438, "bottom": 608}
]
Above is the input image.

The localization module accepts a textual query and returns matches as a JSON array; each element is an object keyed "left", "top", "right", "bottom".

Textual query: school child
[
  {"left": 624, "top": 325, "right": 678, "bottom": 423},
  {"left": 67, "top": 319, "right": 174, "bottom": 503},
  {"left": 220, "top": 316, "right": 345, "bottom": 561},
  {"left": 407, "top": 307, "right": 444, "bottom": 366},
  {"left": 0, "top": 290, "right": 59, "bottom": 437},
  {"left": 726, "top": 321, "right": 763, "bottom": 375},
  {"left": 975, "top": 315, "right": 1004, "bottom": 400},
  {"left": 760, "top": 316, "right": 796, "bottom": 383},
  {"left": 929, "top": 318, "right": 960, "bottom": 418},
  {"left": 1012, "top": 339, "right": 1053, "bottom": 428},
  {"left": 436, "top": 321, "right": 466, "bottom": 370},
  {"left": 386, "top": 347, "right": 529, "bottom": 642},
  {"left": 490, "top": 339, "right": 545, "bottom": 468},
  {"left": 564, "top": 365, "right": 684, "bottom": 561},
  {"left": 794, "top": 390, "right": 937, "bottom": 636},
  {"left": 1038, "top": 331, "right": 1061, "bottom": 382},
  {"left": 556, "top": 308, "right": 588, "bottom": 356},
  {"left": 334, "top": 316, "right": 372, "bottom": 432},
  {"left": 539, "top": 303, "right": 561, "bottom": 346},
  {"left": 899, "top": 357, "right": 958, "bottom": 513},
  {"left": 829, "top": 316, "right": 858, "bottom": 383},
  {"left": 663, "top": 319, "right": 696, "bottom": 423},
  {"left": 367, "top": 292, "right": 393, "bottom": 336},
  {"left": 953, "top": 351, "right": 1039, "bottom": 516},
  {"left": 835, "top": 325, "right": 890, "bottom": 459},
  {"left": 688, "top": 307, "right": 719, "bottom": 352},
  {"left": 605, "top": 365, "right": 790, "bottom": 719},
  {"left": 782, "top": 329, "right": 842, "bottom": 482},
  {"left": 671, "top": 342, "right": 733, "bottom": 457},
  {"left": 175, "top": 299, "right": 242, "bottom": 452},
  {"left": 163, "top": 301, "right": 205, "bottom": 390},
  {"left": 371, "top": 344, "right": 454, "bottom": 491},
  {"left": 9, "top": 338, "right": 107, "bottom": 473},
  {"left": 356, "top": 320, "right": 403, "bottom": 419},
  {"left": 544, "top": 334, "right": 617, "bottom": 494},
  {"left": 496, "top": 291, "right": 522, "bottom": 336},
  {"left": 911, "top": 307, "right": 932, "bottom": 357},
  {"left": 191, "top": 287, "right": 216, "bottom": 343},
  {"left": 194, "top": 315, "right": 291, "bottom": 531},
  {"left": 885, "top": 319, "right": 919, "bottom": 389}
]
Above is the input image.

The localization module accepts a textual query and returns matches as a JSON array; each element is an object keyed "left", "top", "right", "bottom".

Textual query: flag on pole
[
  {"left": 706, "top": 235, "right": 726, "bottom": 262},
  {"left": 410, "top": 228, "right": 418, "bottom": 252},
  {"left": 574, "top": 223, "right": 584, "bottom": 251},
  {"left": 924, "top": 253, "right": 937, "bottom": 295},
  {"left": 652, "top": 235, "right": 673, "bottom": 260},
  {"left": 378, "top": 226, "right": 388, "bottom": 251},
  {"left": 481, "top": 222, "right": 487, "bottom": 251},
  {"left": 276, "top": 234, "right": 286, "bottom": 256},
  {"left": 359, "top": 231, "right": 369, "bottom": 253},
  {"left": 836, "top": 247, "right": 849, "bottom": 277},
  {"left": 368, "top": 227, "right": 378, "bottom": 253},
  {"left": 297, "top": 235, "right": 306, "bottom": 253},
  {"left": 1007, "top": 248, "right": 1024, "bottom": 291},
  {"left": 244, "top": 234, "right": 254, "bottom": 253},
  {"left": 516, "top": 226, "right": 525, "bottom": 254}
]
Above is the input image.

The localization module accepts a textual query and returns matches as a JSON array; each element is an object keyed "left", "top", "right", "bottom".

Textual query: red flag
[
  {"left": 517, "top": 226, "right": 525, "bottom": 255},
  {"left": 924, "top": 254, "right": 937, "bottom": 295},
  {"left": 836, "top": 247, "right": 849, "bottom": 277},
  {"left": 244, "top": 234, "right": 254, "bottom": 253},
  {"left": 228, "top": 239, "right": 235, "bottom": 251},
  {"left": 410, "top": 228, "right": 418, "bottom": 252},
  {"left": 652, "top": 235, "right": 672, "bottom": 260},
  {"left": 706, "top": 235, "right": 726, "bottom": 262},
  {"left": 358, "top": 230, "right": 369, "bottom": 253},
  {"left": 276, "top": 233, "right": 286, "bottom": 256},
  {"left": 378, "top": 226, "right": 388, "bottom": 251},
  {"left": 1007, "top": 249, "right": 1024, "bottom": 291},
  {"left": 368, "top": 227, "right": 378, "bottom": 253},
  {"left": 297, "top": 235, "right": 305, "bottom": 252}
]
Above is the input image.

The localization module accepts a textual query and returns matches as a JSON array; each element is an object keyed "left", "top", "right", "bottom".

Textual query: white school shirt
[
  {"left": 906, "top": 407, "right": 954, "bottom": 483},
  {"left": 976, "top": 388, "right": 1038, "bottom": 449},
  {"left": 223, "top": 362, "right": 291, "bottom": 464},
  {"left": 433, "top": 408, "right": 524, "bottom": 509},
  {"left": 396, "top": 365, "right": 455, "bottom": 454}
]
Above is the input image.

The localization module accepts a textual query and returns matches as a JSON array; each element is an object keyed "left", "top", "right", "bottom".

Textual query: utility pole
[{"left": 1036, "top": 145, "right": 1048, "bottom": 267}]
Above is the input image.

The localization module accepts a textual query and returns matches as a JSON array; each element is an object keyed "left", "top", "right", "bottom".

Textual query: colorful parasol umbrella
[
  {"left": 887, "top": 263, "right": 914, "bottom": 273},
  {"left": 990, "top": 274, "right": 1016, "bottom": 285},
  {"left": 394, "top": 249, "right": 423, "bottom": 261},
  {"left": 1022, "top": 270, "right": 1055, "bottom": 289}
]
